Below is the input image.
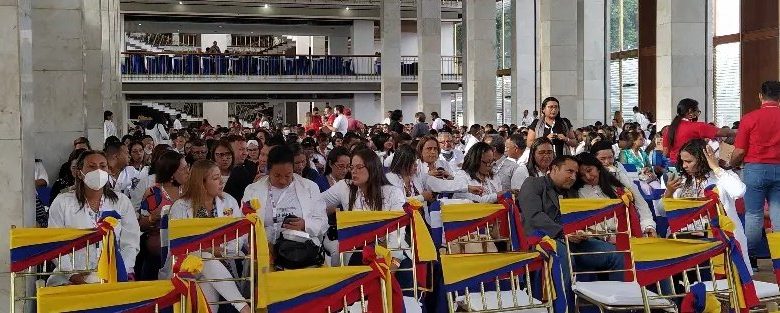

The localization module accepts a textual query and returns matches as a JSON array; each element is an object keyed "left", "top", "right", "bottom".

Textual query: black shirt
[{"left": 529, "top": 118, "right": 573, "bottom": 156}]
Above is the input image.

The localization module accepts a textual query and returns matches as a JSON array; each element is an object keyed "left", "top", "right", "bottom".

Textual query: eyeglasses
[
  {"left": 214, "top": 152, "right": 232, "bottom": 159},
  {"left": 537, "top": 150, "right": 555, "bottom": 156},
  {"left": 349, "top": 164, "right": 366, "bottom": 171},
  {"left": 333, "top": 163, "right": 348, "bottom": 170}
]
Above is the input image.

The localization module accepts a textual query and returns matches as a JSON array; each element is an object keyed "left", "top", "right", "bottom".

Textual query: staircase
[
  {"left": 126, "top": 33, "right": 164, "bottom": 52},
  {"left": 140, "top": 103, "right": 202, "bottom": 122}
]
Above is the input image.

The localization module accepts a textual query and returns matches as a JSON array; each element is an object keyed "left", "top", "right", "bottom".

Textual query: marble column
[
  {"left": 656, "top": 0, "right": 709, "bottom": 126},
  {"left": 0, "top": 0, "right": 34, "bottom": 308},
  {"left": 579, "top": 0, "right": 607, "bottom": 125},
  {"left": 380, "top": 0, "right": 402, "bottom": 112},
  {"left": 463, "top": 0, "right": 497, "bottom": 126},
  {"left": 511, "top": 0, "right": 539, "bottom": 123},
  {"left": 416, "top": 0, "right": 442, "bottom": 115},
  {"left": 540, "top": 0, "right": 580, "bottom": 126}
]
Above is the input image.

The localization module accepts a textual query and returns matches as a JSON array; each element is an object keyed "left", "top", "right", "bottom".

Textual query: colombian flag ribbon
[
  {"left": 97, "top": 214, "right": 128, "bottom": 283},
  {"left": 261, "top": 246, "right": 404, "bottom": 313},
  {"left": 336, "top": 203, "right": 436, "bottom": 262},
  {"left": 498, "top": 192, "right": 528, "bottom": 251},
  {"left": 631, "top": 237, "right": 725, "bottom": 286},
  {"left": 168, "top": 217, "right": 253, "bottom": 256},
  {"left": 662, "top": 198, "right": 716, "bottom": 234},
  {"left": 37, "top": 255, "right": 211, "bottom": 313},
  {"left": 710, "top": 215, "right": 759, "bottom": 312},
  {"left": 10, "top": 213, "right": 127, "bottom": 283},
  {"left": 681, "top": 282, "right": 721, "bottom": 313},
  {"left": 529, "top": 233, "right": 567, "bottom": 313},
  {"left": 440, "top": 203, "right": 508, "bottom": 242},
  {"left": 559, "top": 198, "right": 625, "bottom": 235},
  {"left": 767, "top": 232, "right": 780, "bottom": 285},
  {"left": 440, "top": 251, "right": 541, "bottom": 293}
]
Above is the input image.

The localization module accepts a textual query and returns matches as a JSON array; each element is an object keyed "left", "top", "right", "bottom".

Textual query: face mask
[{"left": 82, "top": 169, "right": 109, "bottom": 191}]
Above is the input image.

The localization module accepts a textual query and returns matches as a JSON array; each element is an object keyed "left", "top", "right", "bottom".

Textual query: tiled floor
[{"left": 755, "top": 259, "right": 777, "bottom": 283}]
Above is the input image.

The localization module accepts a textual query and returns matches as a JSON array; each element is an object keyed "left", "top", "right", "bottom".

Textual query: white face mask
[{"left": 82, "top": 169, "right": 109, "bottom": 191}]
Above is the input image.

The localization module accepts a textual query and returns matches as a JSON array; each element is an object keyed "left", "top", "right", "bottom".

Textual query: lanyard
[
  {"left": 268, "top": 183, "right": 292, "bottom": 214},
  {"left": 86, "top": 196, "right": 105, "bottom": 227}
]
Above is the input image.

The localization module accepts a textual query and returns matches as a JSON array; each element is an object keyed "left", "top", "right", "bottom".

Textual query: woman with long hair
[
  {"left": 47, "top": 150, "right": 140, "bottom": 285},
  {"left": 662, "top": 98, "right": 734, "bottom": 164},
  {"left": 168, "top": 160, "right": 249, "bottom": 313},
  {"left": 619, "top": 131, "right": 651, "bottom": 170},
  {"left": 131, "top": 144, "right": 172, "bottom": 210},
  {"left": 289, "top": 142, "right": 329, "bottom": 191},
  {"left": 510, "top": 137, "right": 557, "bottom": 190},
  {"left": 136, "top": 151, "right": 189, "bottom": 280},
  {"left": 209, "top": 139, "right": 235, "bottom": 186},
  {"left": 128, "top": 141, "right": 146, "bottom": 171},
  {"left": 323, "top": 146, "right": 351, "bottom": 188},
  {"left": 454, "top": 142, "right": 504, "bottom": 203},
  {"left": 573, "top": 153, "right": 656, "bottom": 239},
  {"left": 387, "top": 144, "right": 471, "bottom": 204},
  {"left": 416, "top": 135, "right": 455, "bottom": 179},
  {"left": 612, "top": 110, "right": 624, "bottom": 129},
  {"left": 526, "top": 97, "right": 578, "bottom": 155},
  {"left": 663, "top": 139, "right": 749, "bottom": 271}
]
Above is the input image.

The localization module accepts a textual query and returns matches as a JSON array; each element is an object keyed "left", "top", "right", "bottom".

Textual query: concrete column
[
  {"left": 297, "top": 102, "right": 310, "bottom": 125},
  {"left": 0, "top": 0, "right": 35, "bottom": 306},
  {"left": 82, "top": 0, "right": 105, "bottom": 145},
  {"left": 440, "top": 93, "right": 453, "bottom": 121},
  {"left": 102, "top": 0, "right": 124, "bottom": 136},
  {"left": 380, "top": 0, "right": 402, "bottom": 112},
  {"left": 328, "top": 36, "right": 349, "bottom": 55},
  {"left": 463, "top": 0, "right": 497, "bottom": 125},
  {"left": 579, "top": 0, "right": 607, "bottom": 125},
  {"left": 656, "top": 0, "right": 709, "bottom": 126},
  {"left": 540, "top": 0, "right": 580, "bottom": 126},
  {"left": 511, "top": 0, "right": 539, "bottom": 123},
  {"left": 354, "top": 93, "right": 380, "bottom": 124},
  {"left": 311, "top": 36, "right": 327, "bottom": 55},
  {"left": 352, "top": 20, "right": 374, "bottom": 55},
  {"left": 417, "top": 0, "right": 442, "bottom": 115},
  {"left": 203, "top": 102, "right": 229, "bottom": 127}
]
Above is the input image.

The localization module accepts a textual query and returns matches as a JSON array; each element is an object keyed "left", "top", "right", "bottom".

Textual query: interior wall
[{"left": 740, "top": 0, "right": 779, "bottom": 114}]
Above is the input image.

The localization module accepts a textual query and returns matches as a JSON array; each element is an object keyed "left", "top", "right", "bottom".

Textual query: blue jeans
[{"left": 743, "top": 163, "right": 780, "bottom": 256}]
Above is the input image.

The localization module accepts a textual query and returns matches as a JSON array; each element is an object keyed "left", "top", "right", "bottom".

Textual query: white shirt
[
  {"left": 463, "top": 134, "right": 480, "bottom": 154},
  {"left": 47, "top": 192, "right": 140, "bottom": 285},
  {"left": 333, "top": 114, "right": 348, "bottom": 136},
  {"left": 521, "top": 116, "right": 535, "bottom": 127},
  {"left": 109, "top": 166, "right": 142, "bottom": 198},
  {"left": 35, "top": 160, "right": 49, "bottom": 185},
  {"left": 266, "top": 184, "right": 304, "bottom": 243},
  {"left": 452, "top": 171, "right": 502, "bottom": 203},
  {"left": 260, "top": 120, "right": 270, "bottom": 129},
  {"left": 104, "top": 120, "right": 117, "bottom": 139},
  {"left": 173, "top": 119, "right": 183, "bottom": 130},
  {"left": 382, "top": 117, "right": 391, "bottom": 125},
  {"left": 634, "top": 112, "right": 650, "bottom": 131},
  {"left": 439, "top": 149, "right": 464, "bottom": 170},
  {"left": 431, "top": 118, "right": 445, "bottom": 131},
  {"left": 518, "top": 149, "right": 530, "bottom": 165},
  {"left": 169, "top": 193, "right": 242, "bottom": 219},
  {"left": 493, "top": 156, "right": 519, "bottom": 191}
]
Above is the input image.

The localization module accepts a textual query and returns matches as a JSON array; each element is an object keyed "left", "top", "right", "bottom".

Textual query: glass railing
[{"left": 121, "top": 52, "right": 462, "bottom": 82}]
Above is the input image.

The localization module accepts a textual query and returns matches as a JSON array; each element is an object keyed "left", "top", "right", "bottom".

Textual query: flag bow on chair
[
  {"left": 529, "top": 232, "right": 567, "bottom": 313},
  {"left": 10, "top": 212, "right": 127, "bottom": 283},
  {"left": 710, "top": 215, "right": 759, "bottom": 312},
  {"left": 260, "top": 246, "right": 404, "bottom": 313},
  {"left": 631, "top": 237, "right": 725, "bottom": 287},
  {"left": 440, "top": 201, "right": 522, "bottom": 249},
  {"left": 681, "top": 282, "right": 721, "bottom": 313},
  {"left": 37, "top": 255, "right": 211, "bottom": 313},
  {"left": 498, "top": 191, "right": 528, "bottom": 250},
  {"left": 662, "top": 185, "right": 720, "bottom": 234},
  {"left": 167, "top": 217, "right": 253, "bottom": 257},
  {"left": 336, "top": 202, "right": 436, "bottom": 262}
]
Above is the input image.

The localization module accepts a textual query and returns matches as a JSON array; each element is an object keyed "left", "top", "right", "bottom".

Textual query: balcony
[{"left": 121, "top": 52, "right": 462, "bottom": 83}]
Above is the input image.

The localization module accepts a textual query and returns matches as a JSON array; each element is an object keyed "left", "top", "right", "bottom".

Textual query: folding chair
[
  {"left": 439, "top": 199, "right": 525, "bottom": 255},
  {"left": 439, "top": 252, "right": 555, "bottom": 313},
  {"left": 335, "top": 201, "right": 438, "bottom": 308},
  {"left": 167, "top": 216, "right": 256, "bottom": 310},
  {"left": 9, "top": 216, "right": 123, "bottom": 312}
]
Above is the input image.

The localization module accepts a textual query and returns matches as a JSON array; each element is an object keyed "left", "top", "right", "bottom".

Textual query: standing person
[
  {"left": 104, "top": 110, "right": 117, "bottom": 140},
  {"left": 345, "top": 108, "right": 364, "bottom": 132},
  {"left": 526, "top": 97, "right": 578, "bottom": 156},
  {"left": 731, "top": 80, "right": 780, "bottom": 265},
  {"left": 612, "top": 111, "right": 624, "bottom": 129},
  {"left": 410, "top": 112, "right": 430, "bottom": 138},
  {"left": 382, "top": 111, "right": 392, "bottom": 125},
  {"left": 328, "top": 105, "right": 349, "bottom": 136},
  {"left": 173, "top": 114, "right": 183, "bottom": 130},
  {"left": 438, "top": 131, "right": 464, "bottom": 170},
  {"left": 520, "top": 109, "right": 535, "bottom": 127},
  {"left": 209, "top": 41, "right": 221, "bottom": 54},
  {"left": 388, "top": 110, "right": 404, "bottom": 134},
  {"left": 145, "top": 114, "right": 170, "bottom": 145},
  {"left": 47, "top": 150, "right": 140, "bottom": 285},
  {"left": 431, "top": 111, "right": 445, "bottom": 131},
  {"left": 632, "top": 106, "right": 650, "bottom": 131},
  {"left": 491, "top": 138, "right": 518, "bottom": 191},
  {"left": 462, "top": 124, "right": 482, "bottom": 154},
  {"left": 662, "top": 98, "right": 734, "bottom": 165}
]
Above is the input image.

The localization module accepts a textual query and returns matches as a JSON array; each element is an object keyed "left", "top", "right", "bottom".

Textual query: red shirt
[
  {"left": 664, "top": 119, "right": 719, "bottom": 163},
  {"left": 734, "top": 102, "right": 780, "bottom": 164}
]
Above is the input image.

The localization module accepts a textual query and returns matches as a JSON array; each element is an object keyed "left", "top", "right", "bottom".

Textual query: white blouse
[
  {"left": 47, "top": 192, "right": 140, "bottom": 285},
  {"left": 452, "top": 171, "right": 502, "bottom": 203}
]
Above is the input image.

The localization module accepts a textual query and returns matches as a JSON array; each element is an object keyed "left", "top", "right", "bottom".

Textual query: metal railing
[
  {"left": 252, "top": 0, "right": 461, "bottom": 7},
  {"left": 121, "top": 52, "right": 462, "bottom": 82}
]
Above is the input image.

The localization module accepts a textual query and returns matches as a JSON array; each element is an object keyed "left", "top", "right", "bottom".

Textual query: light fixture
[
  {"left": 219, "top": 25, "right": 222, "bottom": 28},
  {"left": 138, "top": 23, "right": 141, "bottom": 26},
  {"left": 178, "top": 1, "right": 182, "bottom": 4},
  {"left": 346, "top": 7, "right": 350, "bottom": 10},
  {"left": 250, "top": 31, "right": 254, "bottom": 34},
  {"left": 264, "top": 3, "right": 269, "bottom": 8}
]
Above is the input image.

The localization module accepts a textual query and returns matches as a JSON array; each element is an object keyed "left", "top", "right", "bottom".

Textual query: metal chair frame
[
  {"left": 168, "top": 218, "right": 256, "bottom": 310},
  {"left": 440, "top": 203, "right": 515, "bottom": 255}
]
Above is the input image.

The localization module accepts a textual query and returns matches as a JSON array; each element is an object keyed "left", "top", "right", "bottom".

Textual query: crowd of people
[{"left": 36, "top": 80, "right": 780, "bottom": 312}]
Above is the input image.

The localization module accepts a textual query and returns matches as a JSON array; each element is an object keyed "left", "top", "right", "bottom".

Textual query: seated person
[
  {"left": 242, "top": 145, "right": 328, "bottom": 259},
  {"left": 518, "top": 155, "right": 624, "bottom": 307},
  {"left": 168, "top": 160, "right": 249, "bottom": 313}
]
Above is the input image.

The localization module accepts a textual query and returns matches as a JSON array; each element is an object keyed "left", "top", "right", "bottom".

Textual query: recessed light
[
  {"left": 219, "top": 25, "right": 222, "bottom": 28},
  {"left": 264, "top": 4, "right": 269, "bottom": 8},
  {"left": 250, "top": 31, "right": 254, "bottom": 34},
  {"left": 178, "top": 1, "right": 183, "bottom": 4},
  {"left": 138, "top": 23, "right": 141, "bottom": 26},
  {"left": 346, "top": 7, "right": 350, "bottom": 10}
]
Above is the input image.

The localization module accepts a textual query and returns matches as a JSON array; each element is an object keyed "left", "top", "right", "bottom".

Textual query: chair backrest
[
  {"left": 439, "top": 252, "right": 554, "bottom": 313},
  {"left": 167, "top": 216, "right": 256, "bottom": 310},
  {"left": 9, "top": 226, "right": 107, "bottom": 312},
  {"left": 439, "top": 203, "right": 513, "bottom": 254},
  {"left": 661, "top": 196, "right": 720, "bottom": 237}
]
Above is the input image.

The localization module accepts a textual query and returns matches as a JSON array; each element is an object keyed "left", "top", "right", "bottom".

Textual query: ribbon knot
[
  {"left": 361, "top": 246, "right": 403, "bottom": 313},
  {"left": 530, "top": 231, "right": 567, "bottom": 313},
  {"left": 681, "top": 282, "right": 721, "bottom": 313}
]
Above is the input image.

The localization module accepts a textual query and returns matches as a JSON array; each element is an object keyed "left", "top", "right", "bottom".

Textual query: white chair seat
[
  {"left": 455, "top": 289, "right": 548, "bottom": 313},
  {"left": 573, "top": 281, "right": 673, "bottom": 307},
  {"left": 343, "top": 296, "right": 421, "bottom": 313},
  {"left": 703, "top": 279, "right": 780, "bottom": 299}
]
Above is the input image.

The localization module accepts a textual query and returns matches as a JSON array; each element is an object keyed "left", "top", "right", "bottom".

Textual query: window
[
  {"left": 713, "top": 0, "right": 741, "bottom": 127},
  {"left": 608, "top": 0, "right": 639, "bottom": 121}
]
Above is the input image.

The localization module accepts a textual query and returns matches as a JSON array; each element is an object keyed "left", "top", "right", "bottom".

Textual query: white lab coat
[{"left": 47, "top": 192, "right": 140, "bottom": 286}]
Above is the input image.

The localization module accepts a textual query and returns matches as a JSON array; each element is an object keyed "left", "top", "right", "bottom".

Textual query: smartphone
[{"left": 667, "top": 166, "right": 679, "bottom": 181}]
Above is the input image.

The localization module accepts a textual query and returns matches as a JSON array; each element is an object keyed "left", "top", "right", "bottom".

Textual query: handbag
[{"left": 273, "top": 217, "right": 325, "bottom": 270}]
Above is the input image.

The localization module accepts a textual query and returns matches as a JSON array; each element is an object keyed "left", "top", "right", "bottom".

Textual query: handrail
[{"left": 121, "top": 51, "right": 461, "bottom": 59}]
